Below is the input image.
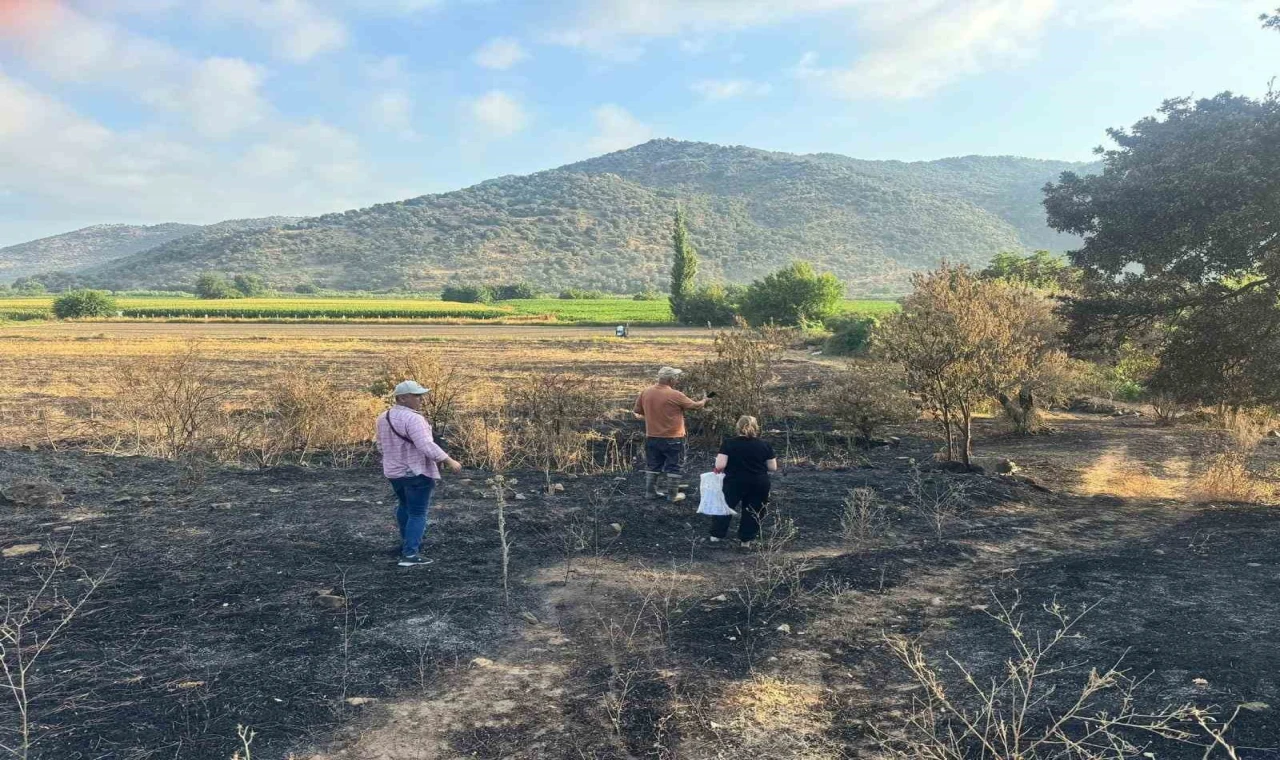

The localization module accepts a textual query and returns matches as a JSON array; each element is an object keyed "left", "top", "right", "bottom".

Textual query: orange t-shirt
[{"left": 634, "top": 384, "right": 697, "bottom": 438}]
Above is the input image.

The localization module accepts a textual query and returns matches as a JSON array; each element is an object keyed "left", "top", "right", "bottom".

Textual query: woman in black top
[{"left": 710, "top": 415, "right": 778, "bottom": 544}]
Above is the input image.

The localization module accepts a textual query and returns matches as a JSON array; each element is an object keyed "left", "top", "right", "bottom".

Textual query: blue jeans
[{"left": 390, "top": 475, "right": 436, "bottom": 557}]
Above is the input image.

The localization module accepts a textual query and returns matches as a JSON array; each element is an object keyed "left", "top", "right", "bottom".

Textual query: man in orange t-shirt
[{"left": 634, "top": 366, "right": 709, "bottom": 501}]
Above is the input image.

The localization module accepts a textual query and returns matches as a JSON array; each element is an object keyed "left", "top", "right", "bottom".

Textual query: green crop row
[
  {"left": 117, "top": 306, "right": 511, "bottom": 320},
  {"left": 0, "top": 295, "right": 897, "bottom": 324},
  {"left": 505, "top": 299, "right": 675, "bottom": 324}
]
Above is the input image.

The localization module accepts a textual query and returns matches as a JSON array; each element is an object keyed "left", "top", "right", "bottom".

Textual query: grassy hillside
[
  {"left": 1, "top": 217, "right": 300, "bottom": 286},
  {"left": 0, "top": 223, "right": 199, "bottom": 281},
  {"left": 65, "top": 140, "right": 1095, "bottom": 293}
]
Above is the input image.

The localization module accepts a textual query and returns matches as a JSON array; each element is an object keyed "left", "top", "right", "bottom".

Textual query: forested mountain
[
  {"left": 0, "top": 223, "right": 199, "bottom": 281},
  {"left": 20, "top": 140, "right": 1098, "bottom": 293}
]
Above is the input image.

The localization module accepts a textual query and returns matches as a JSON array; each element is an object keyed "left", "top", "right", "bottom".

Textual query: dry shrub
[
  {"left": 1150, "top": 393, "right": 1186, "bottom": 426},
  {"left": 236, "top": 372, "right": 379, "bottom": 468},
  {"left": 1078, "top": 452, "right": 1187, "bottom": 500},
  {"left": 1218, "top": 407, "right": 1275, "bottom": 449},
  {"left": 683, "top": 327, "right": 786, "bottom": 439},
  {"left": 370, "top": 349, "right": 467, "bottom": 434},
  {"left": 840, "top": 487, "right": 888, "bottom": 547},
  {"left": 822, "top": 361, "right": 917, "bottom": 441},
  {"left": 909, "top": 467, "right": 969, "bottom": 540},
  {"left": 878, "top": 596, "right": 1240, "bottom": 760},
  {"left": 1183, "top": 408, "right": 1278, "bottom": 503},
  {"left": 504, "top": 373, "right": 609, "bottom": 489},
  {"left": 106, "top": 343, "right": 234, "bottom": 459},
  {"left": 451, "top": 413, "right": 509, "bottom": 472},
  {"left": 1188, "top": 451, "right": 1276, "bottom": 504}
]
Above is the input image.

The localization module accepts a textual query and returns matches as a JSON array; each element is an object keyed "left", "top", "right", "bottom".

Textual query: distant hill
[
  {"left": 22, "top": 140, "right": 1098, "bottom": 293},
  {"left": 0, "top": 223, "right": 199, "bottom": 281}
]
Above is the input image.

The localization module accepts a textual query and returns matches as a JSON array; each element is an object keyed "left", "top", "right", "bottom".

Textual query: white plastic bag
[{"left": 696, "top": 471, "right": 736, "bottom": 516}]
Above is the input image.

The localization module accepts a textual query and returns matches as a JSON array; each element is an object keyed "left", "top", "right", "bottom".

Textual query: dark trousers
[
  {"left": 644, "top": 437, "right": 685, "bottom": 475},
  {"left": 390, "top": 474, "right": 436, "bottom": 557},
  {"left": 710, "top": 477, "right": 771, "bottom": 542}
]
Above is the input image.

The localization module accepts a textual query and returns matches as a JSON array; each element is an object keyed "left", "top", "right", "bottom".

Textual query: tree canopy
[
  {"left": 1043, "top": 91, "right": 1280, "bottom": 409},
  {"left": 739, "top": 262, "right": 844, "bottom": 326},
  {"left": 980, "top": 250, "right": 1080, "bottom": 292}
]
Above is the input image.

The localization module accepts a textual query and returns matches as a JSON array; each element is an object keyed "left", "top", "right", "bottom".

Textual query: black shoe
[{"left": 397, "top": 555, "right": 433, "bottom": 567}]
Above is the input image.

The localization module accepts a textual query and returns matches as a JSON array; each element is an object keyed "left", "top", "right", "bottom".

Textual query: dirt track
[{"left": 0, "top": 322, "right": 716, "bottom": 341}]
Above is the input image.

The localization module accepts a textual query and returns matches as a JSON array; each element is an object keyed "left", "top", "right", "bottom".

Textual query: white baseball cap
[
  {"left": 393, "top": 380, "right": 430, "bottom": 396},
  {"left": 657, "top": 366, "right": 684, "bottom": 380}
]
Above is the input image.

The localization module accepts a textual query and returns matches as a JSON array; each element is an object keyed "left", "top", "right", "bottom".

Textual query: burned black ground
[{"left": 1, "top": 416, "right": 1278, "bottom": 759}]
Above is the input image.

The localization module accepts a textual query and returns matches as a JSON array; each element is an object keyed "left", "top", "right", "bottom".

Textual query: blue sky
[{"left": 0, "top": 0, "right": 1276, "bottom": 246}]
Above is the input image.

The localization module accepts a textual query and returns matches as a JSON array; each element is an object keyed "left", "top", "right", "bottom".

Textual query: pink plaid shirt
[{"left": 376, "top": 405, "right": 449, "bottom": 479}]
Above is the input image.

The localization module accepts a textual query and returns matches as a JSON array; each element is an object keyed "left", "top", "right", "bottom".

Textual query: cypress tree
[{"left": 669, "top": 208, "right": 698, "bottom": 322}]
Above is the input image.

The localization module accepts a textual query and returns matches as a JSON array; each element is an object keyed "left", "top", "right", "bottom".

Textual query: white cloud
[
  {"left": 814, "top": 0, "right": 1056, "bottom": 99},
  {"left": 1, "top": 2, "right": 271, "bottom": 136},
  {"left": 1064, "top": 0, "right": 1233, "bottom": 28},
  {"left": 586, "top": 104, "right": 653, "bottom": 154},
  {"left": 552, "top": 0, "right": 1063, "bottom": 98},
  {"left": 183, "top": 58, "right": 269, "bottom": 137},
  {"left": 372, "top": 90, "right": 417, "bottom": 138},
  {"left": 548, "top": 0, "right": 866, "bottom": 56},
  {"left": 469, "top": 90, "right": 530, "bottom": 137},
  {"left": 4, "top": 1, "right": 178, "bottom": 83},
  {"left": 690, "top": 79, "right": 772, "bottom": 100},
  {"left": 472, "top": 37, "right": 530, "bottom": 70},
  {"left": 0, "top": 70, "right": 380, "bottom": 228},
  {"left": 201, "top": 0, "right": 348, "bottom": 62}
]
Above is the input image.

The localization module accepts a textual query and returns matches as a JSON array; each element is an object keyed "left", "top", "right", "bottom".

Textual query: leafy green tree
[
  {"left": 441, "top": 284, "right": 494, "bottom": 303},
  {"left": 669, "top": 208, "right": 698, "bottom": 322},
  {"left": 1044, "top": 92, "right": 1280, "bottom": 410},
  {"left": 53, "top": 289, "right": 117, "bottom": 319},
  {"left": 233, "top": 273, "right": 268, "bottom": 297},
  {"left": 739, "top": 261, "right": 844, "bottom": 326},
  {"left": 824, "top": 315, "right": 878, "bottom": 356},
  {"left": 195, "top": 272, "right": 241, "bottom": 299},
  {"left": 494, "top": 282, "right": 539, "bottom": 300},
  {"left": 559, "top": 288, "right": 607, "bottom": 300},
  {"left": 981, "top": 251, "right": 1080, "bottom": 292},
  {"left": 680, "top": 284, "right": 742, "bottom": 326},
  {"left": 294, "top": 283, "right": 320, "bottom": 294},
  {"left": 11, "top": 278, "right": 46, "bottom": 295},
  {"left": 1147, "top": 290, "right": 1280, "bottom": 410}
]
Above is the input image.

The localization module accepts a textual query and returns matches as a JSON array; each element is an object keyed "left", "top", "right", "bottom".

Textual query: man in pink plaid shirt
[{"left": 376, "top": 380, "right": 462, "bottom": 567}]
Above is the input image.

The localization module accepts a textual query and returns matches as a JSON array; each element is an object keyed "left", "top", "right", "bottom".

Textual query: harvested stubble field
[{"left": 1, "top": 326, "right": 1278, "bottom": 760}]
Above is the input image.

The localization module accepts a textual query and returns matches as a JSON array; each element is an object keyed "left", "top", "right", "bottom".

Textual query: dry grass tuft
[
  {"left": 1188, "top": 451, "right": 1276, "bottom": 504},
  {"left": 722, "top": 675, "right": 827, "bottom": 732},
  {"left": 1078, "top": 452, "right": 1187, "bottom": 500}
]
